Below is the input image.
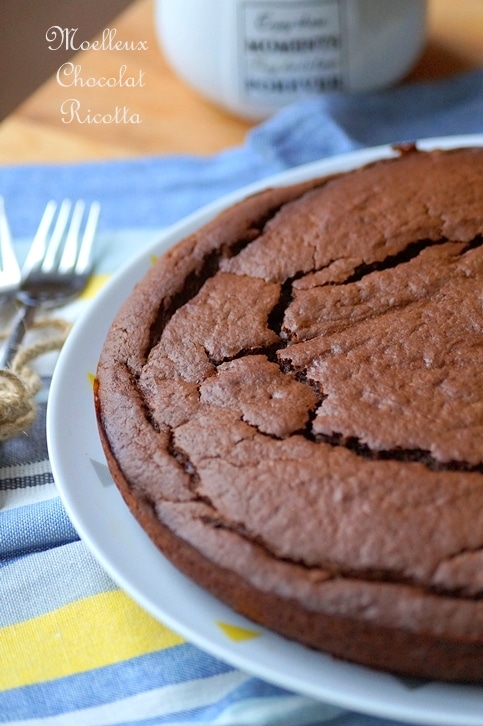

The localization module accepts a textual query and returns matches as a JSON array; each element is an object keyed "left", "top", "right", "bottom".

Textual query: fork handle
[{"left": 0, "top": 303, "right": 37, "bottom": 369}]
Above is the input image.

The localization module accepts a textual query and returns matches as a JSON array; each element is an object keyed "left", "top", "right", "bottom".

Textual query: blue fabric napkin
[{"left": 1, "top": 68, "right": 482, "bottom": 726}]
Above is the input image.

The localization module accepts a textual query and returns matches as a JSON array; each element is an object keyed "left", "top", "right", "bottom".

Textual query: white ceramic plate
[{"left": 48, "top": 135, "right": 483, "bottom": 725}]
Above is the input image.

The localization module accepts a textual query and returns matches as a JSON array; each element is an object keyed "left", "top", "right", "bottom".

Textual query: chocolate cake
[{"left": 95, "top": 145, "right": 483, "bottom": 682}]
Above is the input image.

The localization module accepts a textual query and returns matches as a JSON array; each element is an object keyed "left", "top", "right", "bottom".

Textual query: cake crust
[{"left": 95, "top": 146, "right": 483, "bottom": 682}]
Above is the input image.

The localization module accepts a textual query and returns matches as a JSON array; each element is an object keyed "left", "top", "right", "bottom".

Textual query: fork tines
[
  {"left": 22, "top": 199, "right": 101, "bottom": 278},
  {"left": 0, "top": 197, "right": 21, "bottom": 293}
]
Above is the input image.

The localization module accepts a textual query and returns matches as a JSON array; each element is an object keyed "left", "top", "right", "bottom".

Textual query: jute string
[{"left": 0, "top": 317, "right": 71, "bottom": 440}]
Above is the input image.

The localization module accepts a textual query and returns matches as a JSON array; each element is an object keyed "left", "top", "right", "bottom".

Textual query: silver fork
[
  {"left": 0, "top": 197, "right": 21, "bottom": 302},
  {"left": 0, "top": 199, "right": 100, "bottom": 369}
]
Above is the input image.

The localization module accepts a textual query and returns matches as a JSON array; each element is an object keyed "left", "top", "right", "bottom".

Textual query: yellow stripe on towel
[
  {"left": 1, "top": 589, "right": 184, "bottom": 690},
  {"left": 80, "top": 273, "right": 110, "bottom": 299}
]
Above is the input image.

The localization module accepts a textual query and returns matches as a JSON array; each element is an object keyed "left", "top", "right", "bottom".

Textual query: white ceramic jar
[{"left": 155, "top": 0, "right": 427, "bottom": 120}]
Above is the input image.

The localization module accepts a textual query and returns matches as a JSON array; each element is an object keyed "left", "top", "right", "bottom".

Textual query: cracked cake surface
[{"left": 95, "top": 145, "right": 483, "bottom": 681}]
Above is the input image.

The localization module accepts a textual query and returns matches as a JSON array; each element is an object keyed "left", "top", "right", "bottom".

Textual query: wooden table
[{"left": 1, "top": 0, "right": 482, "bottom": 164}]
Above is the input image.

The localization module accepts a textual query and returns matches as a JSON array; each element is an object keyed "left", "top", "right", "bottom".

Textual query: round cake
[{"left": 95, "top": 144, "right": 483, "bottom": 682}]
